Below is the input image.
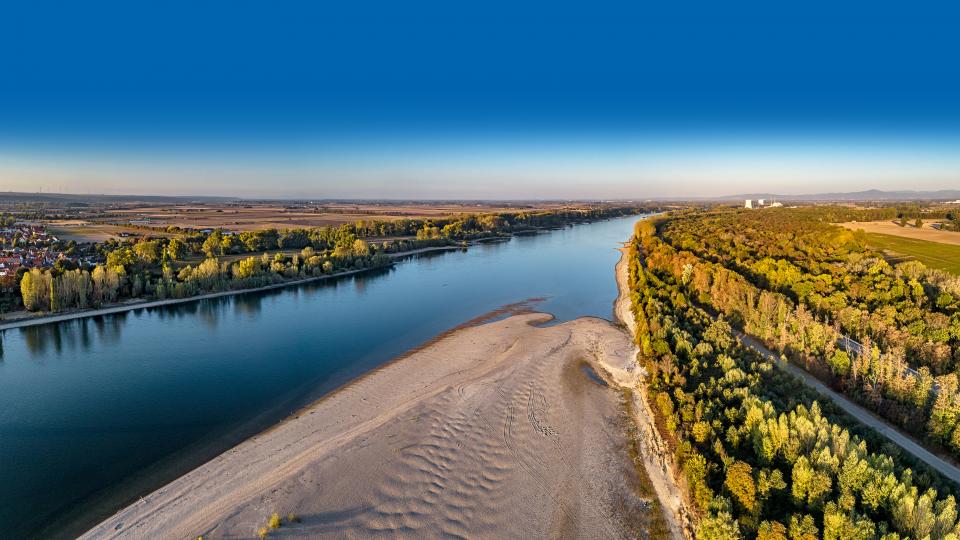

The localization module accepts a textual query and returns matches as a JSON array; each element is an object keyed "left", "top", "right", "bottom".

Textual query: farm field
[
  {"left": 38, "top": 201, "right": 578, "bottom": 242},
  {"left": 44, "top": 221, "right": 175, "bottom": 242},
  {"left": 865, "top": 231, "right": 960, "bottom": 274},
  {"left": 104, "top": 202, "right": 558, "bottom": 233},
  {"left": 840, "top": 219, "right": 960, "bottom": 246}
]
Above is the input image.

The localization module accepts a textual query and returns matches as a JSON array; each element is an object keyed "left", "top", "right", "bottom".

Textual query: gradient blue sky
[{"left": 2, "top": 1, "right": 959, "bottom": 198}]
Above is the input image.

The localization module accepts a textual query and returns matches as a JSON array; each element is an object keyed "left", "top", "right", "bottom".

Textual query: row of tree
[
  {"left": 19, "top": 241, "right": 390, "bottom": 312},
  {"left": 20, "top": 266, "right": 122, "bottom": 312}
]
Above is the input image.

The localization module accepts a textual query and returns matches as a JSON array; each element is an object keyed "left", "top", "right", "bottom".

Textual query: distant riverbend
[{"left": 0, "top": 215, "right": 644, "bottom": 538}]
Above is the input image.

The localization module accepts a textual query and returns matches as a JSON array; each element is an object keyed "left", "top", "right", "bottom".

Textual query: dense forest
[
  {"left": 9, "top": 206, "right": 640, "bottom": 314},
  {"left": 629, "top": 216, "right": 960, "bottom": 539},
  {"left": 643, "top": 208, "right": 960, "bottom": 461}
]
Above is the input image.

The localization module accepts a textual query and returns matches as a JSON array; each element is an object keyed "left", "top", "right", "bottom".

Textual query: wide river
[{"left": 0, "top": 215, "right": 642, "bottom": 538}]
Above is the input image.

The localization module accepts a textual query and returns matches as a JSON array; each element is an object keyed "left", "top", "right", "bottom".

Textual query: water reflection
[
  {"left": 350, "top": 266, "right": 393, "bottom": 294},
  {"left": 16, "top": 313, "right": 131, "bottom": 358},
  {"left": 7, "top": 265, "right": 410, "bottom": 361}
]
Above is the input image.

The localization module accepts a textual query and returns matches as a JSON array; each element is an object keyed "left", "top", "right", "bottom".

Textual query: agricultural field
[
  {"left": 104, "top": 202, "right": 553, "bottom": 233},
  {"left": 865, "top": 231, "right": 960, "bottom": 274},
  {"left": 35, "top": 201, "right": 574, "bottom": 242},
  {"left": 44, "top": 220, "right": 175, "bottom": 242},
  {"left": 840, "top": 219, "right": 960, "bottom": 246}
]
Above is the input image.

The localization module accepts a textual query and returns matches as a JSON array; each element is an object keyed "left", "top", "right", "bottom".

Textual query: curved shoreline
[{"left": 0, "top": 245, "right": 462, "bottom": 332}]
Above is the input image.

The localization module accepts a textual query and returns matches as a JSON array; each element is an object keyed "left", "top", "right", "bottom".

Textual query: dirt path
[{"left": 614, "top": 246, "right": 695, "bottom": 539}]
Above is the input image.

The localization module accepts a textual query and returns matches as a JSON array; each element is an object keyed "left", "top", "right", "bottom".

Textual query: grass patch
[
  {"left": 865, "top": 232, "right": 960, "bottom": 274},
  {"left": 256, "top": 511, "right": 294, "bottom": 538}
]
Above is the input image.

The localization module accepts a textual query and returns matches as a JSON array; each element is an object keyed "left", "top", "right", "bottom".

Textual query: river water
[{"left": 0, "top": 215, "right": 641, "bottom": 537}]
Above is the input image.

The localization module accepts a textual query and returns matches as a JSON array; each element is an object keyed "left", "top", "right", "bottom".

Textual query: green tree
[
  {"left": 699, "top": 511, "right": 742, "bottom": 540},
  {"left": 791, "top": 456, "right": 831, "bottom": 509},
  {"left": 236, "top": 257, "right": 260, "bottom": 279},
  {"left": 787, "top": 514, "right": 817, "bottom": 540},
  {"left": 49, "top": 272, "right": 61, "bottom": 311},
  {"left": 20, "top": 268, "right": 49, "bottom": 311},
  {"left": 106, "top": 247, "right": 138, "bottom": 270},
  {"left": 927, "top": 374, "right": 960, "bottom": 444},
  {"left": 724, "top": 461, "right": 757, "bottom": 513},
  {"left": 892, "top": 487, "right": 937, "bottom": 539},
  {"left": 202, "top": 230, "right": 223, "bottom": 257},
  {"left": 352, "top": 239, "right": 370, "bottom": 257},
  {"left": 757, "top": 521, "right": 787, "bottom": 540},
  {"left": 823, "top": 502, "right": 875, "bottom": 540},
  {"left": 221, "top": 234, "right": 242, "bottom": 254},
  {"left": 166, "top": 238, "right": 187, "bottom": 260},
  {"left": 133, "top": 240, "right": 161, "bottom": 264},
  {"left": 828, "top": 350, "right": 851, "bottom": 377},
  {"left": 683, "top": 452, "right": 714, "bottom": 510}
]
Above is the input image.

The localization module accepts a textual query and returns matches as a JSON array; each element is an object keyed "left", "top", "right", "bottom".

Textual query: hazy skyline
[
  {"left": 3, "top": 133, "right": 960, "bottom": 199},
  {"left": 2, "top": 1, "right": 959, "bottom": 198}
]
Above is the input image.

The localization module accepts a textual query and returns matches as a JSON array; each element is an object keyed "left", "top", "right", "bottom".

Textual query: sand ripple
[{"left": 81, "top": 313, "right": 654, "bottom": 539}]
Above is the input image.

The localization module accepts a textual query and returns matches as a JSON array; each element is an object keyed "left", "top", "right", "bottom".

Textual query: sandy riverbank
[
  {"left": 0, "top": 245, "right": 462, "bottom": 332},
  {"left": 81, "top": 311, "right": 664, "bottom": 539}
]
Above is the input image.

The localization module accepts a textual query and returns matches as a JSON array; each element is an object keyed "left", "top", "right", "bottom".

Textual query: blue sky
[{"left": 1, "top": 1, "right": 959, "bottom": 198}]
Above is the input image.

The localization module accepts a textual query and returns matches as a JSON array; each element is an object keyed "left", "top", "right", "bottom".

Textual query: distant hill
[
  {"left": 0, "top": 192, "right": 238, "bottom": 204},
  {"left": 720, "top": 189, "right": 960, "bottom": 202}
]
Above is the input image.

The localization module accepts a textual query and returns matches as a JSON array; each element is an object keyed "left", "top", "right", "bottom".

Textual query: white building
[
  {"left": 745, "top": 199, "right": 753, "bottom": 209},
  {"left": 758, "top": 199, "right": 765, "bottom": 206}
]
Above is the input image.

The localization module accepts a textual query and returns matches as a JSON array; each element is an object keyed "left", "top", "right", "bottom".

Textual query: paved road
[{"left": 736, "top": 331, "right": 960, "bottom": 485}]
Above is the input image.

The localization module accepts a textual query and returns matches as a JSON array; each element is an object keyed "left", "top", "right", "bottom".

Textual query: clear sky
[{"left": 2, "top": 1, "right": 959, "bottom": 198}]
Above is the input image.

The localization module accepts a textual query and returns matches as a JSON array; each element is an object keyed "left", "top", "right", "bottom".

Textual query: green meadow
[{"left": 866, "top": 232, "right": 960, "bottom": 274}]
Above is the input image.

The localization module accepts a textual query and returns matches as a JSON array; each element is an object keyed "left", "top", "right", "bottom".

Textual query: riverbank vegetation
[
  {"left": 10, "top": 206, "right": 640, "bottom": 315},
  {"left": 629, "top": 216, "right": 960, "bottom": 539}
]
